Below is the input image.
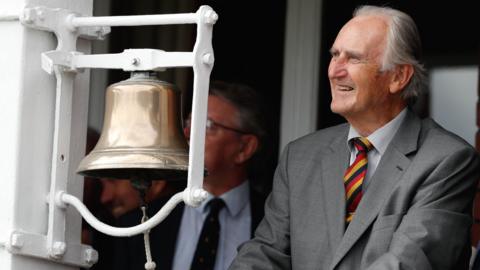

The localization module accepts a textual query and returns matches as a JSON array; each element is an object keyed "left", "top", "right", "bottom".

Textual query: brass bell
[{"left": 77, "top": 72, "right": 189, "bottom": 181}]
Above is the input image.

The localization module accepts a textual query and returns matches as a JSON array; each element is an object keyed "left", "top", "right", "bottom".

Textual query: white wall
[
  {"left": 430, "top": 66, "right": 478, "bottom": 147},
  {"left": 0, "top": 1, "right": 92, "bottom": 269}
]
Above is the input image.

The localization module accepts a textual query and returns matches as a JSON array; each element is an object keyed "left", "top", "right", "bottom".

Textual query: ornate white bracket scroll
[{"left": 5, "top": 5, "right": 217, "bottom": 268}]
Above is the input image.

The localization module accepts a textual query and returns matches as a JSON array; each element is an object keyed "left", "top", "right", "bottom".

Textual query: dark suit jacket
[
  {"left": 230, "top": 110, "right": 480, "bottom": 270},
  {"left": 112, "top": 183, "right": 266, "bottom": 270}
]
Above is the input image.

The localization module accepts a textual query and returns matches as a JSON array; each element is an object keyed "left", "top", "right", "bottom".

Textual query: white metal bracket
[
  {"left": 14, "top": 4, "right": 217, "bottom": 268},
  {"left": 5, "top": 231, "right": 98, "bottom": 268},
  {"left": 20, "top": 6, "right": 111, "bottom": 40},
  {"left": 41, "top": 48, "right": 214, "bottom": 74}
]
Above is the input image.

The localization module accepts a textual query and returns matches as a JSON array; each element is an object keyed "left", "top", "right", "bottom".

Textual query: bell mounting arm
[{"left": 8, "top": 4, "right": 217, "bottom": 268}]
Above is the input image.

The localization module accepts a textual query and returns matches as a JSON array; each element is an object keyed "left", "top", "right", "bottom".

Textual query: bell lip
[
  {"left": 77, "top": 150, "right": 189, "bottom": 176},
  {"left": 76, "top": 168, "right": 189, "bottom": 181},
  {"left": 77, "top": 168, "right": 189, "bottom": 182},
  {"left": 77, "top": 149, "right": 210, "bottom": 180}
]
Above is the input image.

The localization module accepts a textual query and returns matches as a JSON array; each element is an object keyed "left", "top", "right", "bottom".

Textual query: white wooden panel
[
  {"left": 0, "top": 0, "right": 92, "bottom": 269},
  {"left": 280, "top": 0, "right": 322, "bottom": 152},
  {"left": 430, "top": 66, "right": 478, "bottom": 147}
]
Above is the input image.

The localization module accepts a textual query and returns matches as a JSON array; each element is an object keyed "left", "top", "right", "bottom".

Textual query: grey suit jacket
[{"left": 229, "top": 110, "right": 480, "bottom": 270}]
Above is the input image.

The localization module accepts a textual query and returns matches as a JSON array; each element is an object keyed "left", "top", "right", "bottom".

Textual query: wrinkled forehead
[{"left": 333, "top": 15, "right": 389, "bottom": 58}]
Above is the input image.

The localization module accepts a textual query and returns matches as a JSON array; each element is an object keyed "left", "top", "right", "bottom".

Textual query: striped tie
[
  {"left": 190, "top": 198, "right": 225, "bottom": 270},
  {"left": 344, "top": 137, "right": 373, "bottom": 224}
]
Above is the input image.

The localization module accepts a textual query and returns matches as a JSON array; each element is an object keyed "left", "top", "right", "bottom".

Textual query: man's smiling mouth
[{"left": 337, "top": 85, "right": 354, "bottom": 91}]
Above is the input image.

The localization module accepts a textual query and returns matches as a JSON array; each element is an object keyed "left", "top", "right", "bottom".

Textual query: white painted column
[
  {"left": 0, "top": 1, "right": 92, "bottom": 269},
  {"left": 280, "top": 0, "right": 322, "bottom": 152},
  {"left": 88, "top": 0, "right": 111, "bottom": 132}
]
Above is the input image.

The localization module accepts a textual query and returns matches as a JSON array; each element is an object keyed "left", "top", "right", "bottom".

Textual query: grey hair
[
  {"left": 209, "top": 81, "right": 267, "bottom": 142},
  {"left": 354, "top": 5, "right": 427, "bottom": 103}
]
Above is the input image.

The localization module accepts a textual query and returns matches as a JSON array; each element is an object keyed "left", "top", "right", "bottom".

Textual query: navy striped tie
[{"left": 190, "top": 198, "right": 225, "bottom": 270}]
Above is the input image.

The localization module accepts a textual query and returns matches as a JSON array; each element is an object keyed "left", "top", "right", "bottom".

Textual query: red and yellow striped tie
[{"left": 344, "top": 137, "right": 373, "bottom": 224}]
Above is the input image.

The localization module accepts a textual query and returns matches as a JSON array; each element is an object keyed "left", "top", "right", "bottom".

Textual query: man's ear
[
  {"left": 234, "top": 135, "right": 259, "bottom": 164},
  {"left": 389, "top": 64, "right": 414, "bottom": 94}
]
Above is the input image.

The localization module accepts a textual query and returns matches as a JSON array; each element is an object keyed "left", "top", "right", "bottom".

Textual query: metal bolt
[
  {"left": 50, "top": 241, "right": 67, "bottom": 259},
  {"left": 21, "top": 8, "right": 35, "bottom": 24},
  {"left": 131, "top": 58, "right": 140, "bottom": 66},
  {"left": 204, "top": 10, "right": 218, "bottom": 24},
  {"left": 84, "top": 248, "right": 99, "bottom": 265},
  {"left": 95, "top": 26, "right": 110, "bottom": 40},
  {"left": 10, "top": 233, "right": 23, "bottom": 249},
  {"left": 192, "top": 189, "right": 208, "bottom": 202},
  {"left": 101, "top": 26, "right": 110, "bottom": 35},
  {"left": 36, "top": 9, "right": 45, "bottom": 21},
  {"left": 202, "top": 53, "right": 214, "bottom": 65}
]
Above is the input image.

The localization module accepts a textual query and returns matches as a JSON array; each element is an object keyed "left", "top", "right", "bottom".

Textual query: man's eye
[{"left": 349, "top": 57, "right": 362, "bottom": 64}]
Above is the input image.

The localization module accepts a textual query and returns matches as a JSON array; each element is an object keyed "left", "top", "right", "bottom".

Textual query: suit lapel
[
  {"left": 330, "top": 110, "right": 421, "bottom": 269},
  {"left": 321, "top": 127, "right": 350, "bottom": 250}
]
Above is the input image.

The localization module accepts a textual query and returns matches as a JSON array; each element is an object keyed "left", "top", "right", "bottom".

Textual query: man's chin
[{"left": 330, "top": 103, "right": 348, "bottom": 116}]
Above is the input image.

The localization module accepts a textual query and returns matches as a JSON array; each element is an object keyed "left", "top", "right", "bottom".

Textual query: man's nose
[{"left": 328, "top": 59, "right": 348, "bottom": 79}]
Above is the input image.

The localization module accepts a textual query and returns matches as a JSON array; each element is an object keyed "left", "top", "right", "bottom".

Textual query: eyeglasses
[{"left": 184, "top": 117, "right": 248, "bottom": 134}]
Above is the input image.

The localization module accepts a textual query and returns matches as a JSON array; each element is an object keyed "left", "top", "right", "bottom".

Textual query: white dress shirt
[
  {"left": 347, "top": 108, "right": 407, "bottom": 190},
  {"left": 172, "top": 180, "right": 251, "bottom": 270}
]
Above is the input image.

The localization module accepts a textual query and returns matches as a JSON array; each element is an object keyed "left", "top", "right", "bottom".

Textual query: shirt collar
[
  {"left": 196, "top": 180, "right": 250, "bottom": 217},
  {"left": 347, "top": 108, "right": 407, "bottom": 155}
]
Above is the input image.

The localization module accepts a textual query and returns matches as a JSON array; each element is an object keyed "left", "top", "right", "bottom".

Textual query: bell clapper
[
  {"left": 131, "top": 178, "right": 157, "bottom": 270},
  {"left": 131, "top": 178, "right": 152, "bottom": 207}
]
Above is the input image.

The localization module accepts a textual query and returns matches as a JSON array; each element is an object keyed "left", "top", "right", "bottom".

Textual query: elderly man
[{"left": 229, "top": 5, "right": 480, "bottom": 270}]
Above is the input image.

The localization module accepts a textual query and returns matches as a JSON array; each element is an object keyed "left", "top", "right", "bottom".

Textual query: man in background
[
  {"left": 82, "top": 129, "right": 180, "bottom": 270},
  {"left": 99, "top": 179, "right": 171, "bottom": 219},
  {"left": 114, "top": 81, "right": 269, "bottom": 270}
]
